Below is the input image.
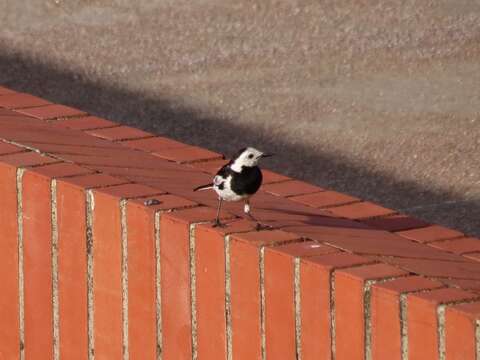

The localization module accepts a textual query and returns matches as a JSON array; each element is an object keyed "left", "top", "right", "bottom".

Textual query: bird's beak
[{"left": 261, "top": 153, "right": 274, "bottom": 158}]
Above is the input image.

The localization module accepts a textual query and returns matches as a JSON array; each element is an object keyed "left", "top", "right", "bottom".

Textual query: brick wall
[{"left": 1, "top": 84, "right": 479, "bottom": 359}]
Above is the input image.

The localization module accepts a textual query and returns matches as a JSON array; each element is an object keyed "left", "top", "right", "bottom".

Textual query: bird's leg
[
  {"left": 212, "top": 197, "right": 225, "bottom": 228},
  {"left": 244, "top": 199, "right": 257, "bottom": 221},
  {"left": 244, "top": 199, "right": 270, "bottom": 231}
]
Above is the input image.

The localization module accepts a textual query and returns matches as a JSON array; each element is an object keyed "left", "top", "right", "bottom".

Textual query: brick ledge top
[{"left": 1, "top": 85, "right": 480, "bottom": 293}]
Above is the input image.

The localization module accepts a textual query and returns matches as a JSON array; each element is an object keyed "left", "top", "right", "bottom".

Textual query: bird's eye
[{"left": 248, "top": 154, "right": 254, "bottom": 159}]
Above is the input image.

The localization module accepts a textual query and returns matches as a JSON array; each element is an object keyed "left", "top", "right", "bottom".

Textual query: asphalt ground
[{"left": 1, "top": 0, "right": 479, "bottom": 235}]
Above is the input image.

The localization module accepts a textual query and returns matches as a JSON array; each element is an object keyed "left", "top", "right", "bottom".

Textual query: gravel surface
[{"left": 1, "top": 0, "right": 479, "bottom": 235}]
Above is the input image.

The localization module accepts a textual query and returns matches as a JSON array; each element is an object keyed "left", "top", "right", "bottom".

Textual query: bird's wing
[
  {"left": 216, "top": 162, "right": 233, "bottom": 177},
  {"left": 193, "top": 163, "right": 232, "bottom": 192},
  {"left": 213, "top": 175, "right": 224, "bottom": 185}
]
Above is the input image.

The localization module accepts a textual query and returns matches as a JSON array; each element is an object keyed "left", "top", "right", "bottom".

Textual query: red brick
[
  {"left": 92, "top": 190, "right": 123, "bottom": 359},
  {"left": 0, "top": 108, "right": 37, "bottom": 120},
  {"left": 29, "top": 141, "right": 133, "bottom": 159},
  {"left": 152, "top": 145, "right": 223, "bottom": 163},
  {"left": 407, "top": 288, "right": 478, "bottom": 360},
  {"left": 211, "top": 195, "right": 348, "bottom": 230},
  {"left": 327, "top": 201, "right": 396, "bottom": 220},
  {"left": 16, "top": 165, "right": 124, "bottom": 359},
  {"left": 130, "top": 194, "right": 197, "bottom": 211},
  {"left": 441, "top": 278, "right": 480, "bottom": 292},
  {"left": 81, "top": 151, "right": 159, "bottom": 170},
  {"left": 15, "top": 104, "right": 86, "bottom": 120},
  {"left": 299, "top": 259, "right": 331, "bottom": 360},
  {"left": 360, "top": 214, "right": 430, "bottom": 232},
  {"left": 464, "top": 252, "right": 480, "bottom": 262},
  {"left": 289, "top": 190, "right": 359, "bottom": 208},
  {"left": 88, "top": 163, "right": 205, "bottom": 188},
  {"left": 221, "top": 235, "right": 343, "bottom": 360},
  {"left": 59, "top": 173, "right": 127, "bottom": 189},
  {"left": 228, "top": 240, "right": 262, "bottom": 359},
  {"left": 0, "top": 123, "right": 119, "bottom": 149},
  {"left": 97, "top": 183, "right": 165, "bottom": 199},
  {"left": 31, "top": 162, "right": 93, "bottom": 178},
  {"left": 55, "top": 151, "right": 159, "bottom": 169},
  {"left": 286, "top": 224, "right": 422, "bottom": 258},
  {"left": 56, "top": 180, "right": 89, "bottom": 360},
  {"left": 22, "top": 170, "right": 54, "bottom": 359},
  {"left": 300, "top": 252, "right": 373, "bottom": 360},
  {"left": 228, "top": 230, "right": 300, "bottom": 359},
  {"left": 0, "top": 85, "right": 16, "bottom": 95},
  {"left": 212, "top": 218, "right": 263, "bottom": 233},
  {"left": 86, "top": 125, "right": 153, "bottom": 141},
  {"left": 274, "top": 241, "right": 339, "bottom": 258},
  {"left": 158, "top": 212, "right": 191, "bottom": 360},
  {"left": 261, "top": 169, "right": 291, "bottom": 184},
  {"left": 51, "top": 116, "right": 117, "bottom": 130},
  {"left": 122, "top": 136, "right": 188, "bottom": 152},
  {"left": 429, "top": 237, "right": 480, "bottom": 255},
  {"left": 307, "top": 252, "right": 374, "bottom": 268},
  {"left": 160, "top": 207, "right": 232, "bottom": 360},
  {"left": 231, "top": 229, "right": 300, "bottom": 246},
  {"left": 0, "top": 93, "right": 51, "bottom": 109},
  {"left": 373, "top": 276, "right": 444, "bottom": 295},
  {"left": 370, "top": 276, "right": 443, "bottom": 360},
  {"left": 0, "top": 141, "right": 25, "bottom": 155},
  {"left": 194, "top": 225, "right": 227, "bottom": 359},
  {"left": 264, "top": 248, "right": 296, "bottom": 359},
  {"left": 397, "top": 225, "right": 464, "bottom": 243},
  {"left": 334, "top": 264, "right": 408, "bottom": 360},
  {"left": 445, "top": 302, "right": 480, "bottom": 360},
  {"left": 0, "top": 163, "right": 19, "bottom": 358},
  {"left": 126, "top": 202, "right": 157, "bottom": 360},
  {"left": 409, "top": 287, "right": 479, "bottom": 303},
  {"left": 189, "top": 159, "right": 228, "bottom": 174},
  {"left": 0, "top": 151, "right": 58, "bottom": 167},
  {"left": 383, "top": 256, "right": 480, "bottom": 280},
  {"left": 261, "top": 179, "right": 324, "bottom": 197},
  {"left": 194, "top": 221, "right": 258, "bottom": 360}
]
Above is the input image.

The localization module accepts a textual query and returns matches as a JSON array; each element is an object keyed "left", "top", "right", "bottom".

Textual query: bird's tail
[{"left": 193, "top": 183, "right": 214, "bottom": 192}]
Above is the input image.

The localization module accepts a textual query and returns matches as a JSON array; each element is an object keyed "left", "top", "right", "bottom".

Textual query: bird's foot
[
  {"left": 212, "top": 219, "right": 226, "bottom": 228},
  {"left": 255, "top": 222, "right": 272, "bottom": 231}
]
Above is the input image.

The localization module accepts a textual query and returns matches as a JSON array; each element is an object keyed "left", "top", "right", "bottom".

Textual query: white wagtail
[{"left": 194, "top": 147, "right": 273, "bottom": 229}]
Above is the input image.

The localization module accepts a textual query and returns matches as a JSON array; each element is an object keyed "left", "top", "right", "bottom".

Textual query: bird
[{"left": 194, "top": 147, "right": 272, "bottom": 229}]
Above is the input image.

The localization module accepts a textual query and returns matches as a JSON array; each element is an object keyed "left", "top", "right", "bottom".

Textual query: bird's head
[{"left": 230, "top": 147, "right": 273, "bottom": 171}]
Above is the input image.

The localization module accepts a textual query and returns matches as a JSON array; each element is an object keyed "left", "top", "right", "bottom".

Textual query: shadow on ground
[{"left": 1, "top": 50, "right": 478, "bottom": 236}]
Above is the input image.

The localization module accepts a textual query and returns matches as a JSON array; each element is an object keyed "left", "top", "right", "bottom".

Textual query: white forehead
[
  {"left": 230, "top": 147, "right": 264, "bottom": 172},
  {"left": 242, "top": 147, "right": 263, "bottom": 156}
]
